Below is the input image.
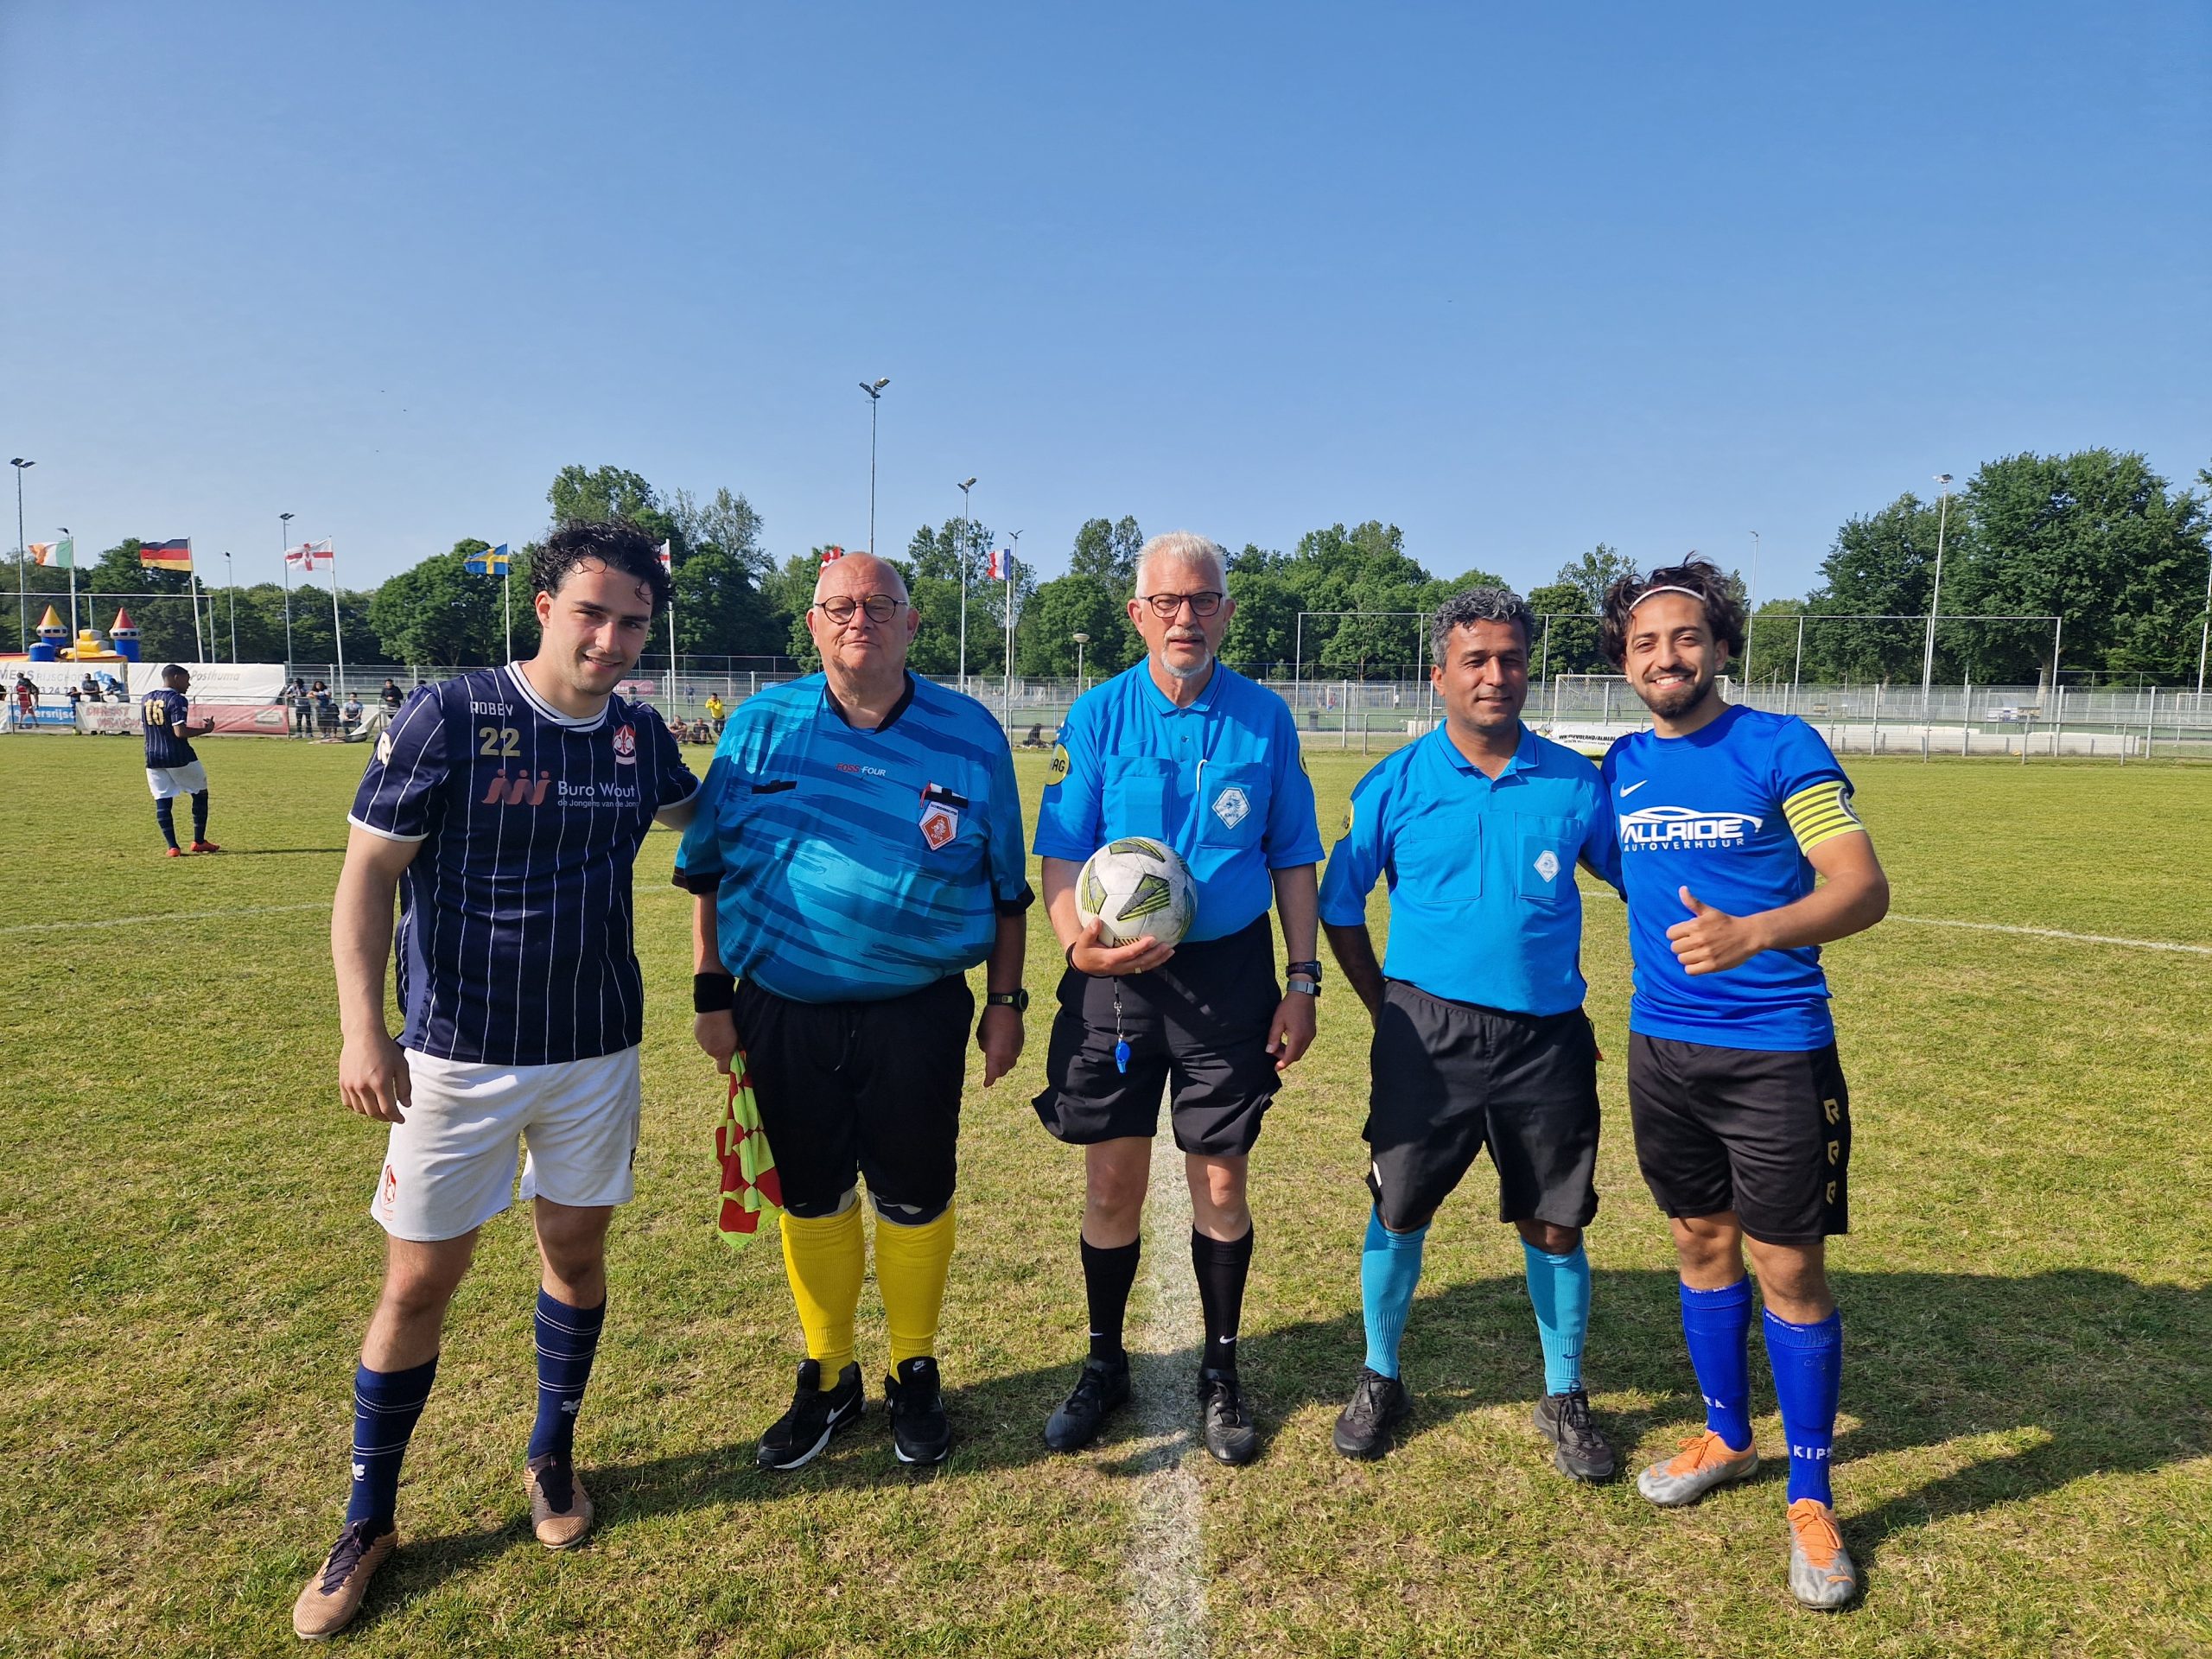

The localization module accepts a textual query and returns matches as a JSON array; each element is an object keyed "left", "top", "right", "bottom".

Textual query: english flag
[
  {"left": 286, "top": 539, "right": 334, "bottom": 571},
  {"left": 821, "top": 544, "right": 846, "bottom": 562},
  {"left": 988, "top": 548, "right": 1016, "bottom": 581},
  {"left": 656, "top": 540, "right": 671, "bottom": 571},
  {"left": 139, "top": 538, "right": 193, "bottom": 572}
]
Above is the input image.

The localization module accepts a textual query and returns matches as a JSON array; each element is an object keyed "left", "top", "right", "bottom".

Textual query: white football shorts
[
  {"left": 371, "top": 1046, "right": 643, "bottom": 1242},
  {"left": 145, "top": 762, "right": 210, "bottom": 799}
]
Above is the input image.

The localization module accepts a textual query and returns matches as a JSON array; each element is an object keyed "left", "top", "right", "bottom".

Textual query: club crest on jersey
[
  {"left": 918, "top": 781, "right": 965, "bottom": 850},
  {"left": 1618, "top": 804, "right": 1764, "bottom": 849},
  {"left": 612, "top": 723, "right": 637, "bottom": 765},
  {"left": 1212, "top": 785, "right": 1250, "bottom": 830}
]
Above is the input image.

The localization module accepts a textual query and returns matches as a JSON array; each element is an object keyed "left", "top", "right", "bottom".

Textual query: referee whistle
[{"left": 1114, "top": 1039, "right": 1131, "bottom": 1075}]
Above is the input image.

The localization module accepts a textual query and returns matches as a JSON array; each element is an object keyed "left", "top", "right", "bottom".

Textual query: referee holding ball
[{"left": 1032, "top": 531, "right": 1323, "bottom": 1465}]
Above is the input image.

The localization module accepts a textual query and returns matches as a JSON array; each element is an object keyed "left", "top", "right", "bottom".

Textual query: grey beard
[{"left": 1162, "top": 645, "right": 1213, "bottom": 680}]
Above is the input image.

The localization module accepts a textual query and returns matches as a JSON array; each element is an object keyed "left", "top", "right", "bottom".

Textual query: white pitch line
[
  {"left": 0, "top": 901, "right": 331, "bottom": 936},
  {"left": 1125, "top": 1147, "right": 1210, "bottom": 1659},
  {"left": 1889, "top": 915, "right": 2212, "bottom": 957}
]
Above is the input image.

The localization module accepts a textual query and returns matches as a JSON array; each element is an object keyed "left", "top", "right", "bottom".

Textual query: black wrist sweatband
[{"left": 693, "top": 972, "right": 737, "bottom": 1014}]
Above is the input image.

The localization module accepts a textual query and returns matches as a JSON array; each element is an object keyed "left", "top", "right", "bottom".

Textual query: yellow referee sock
[
  {"left": 874, "top": 1205, "right": 957, "bottom": 1369},
  {"left": 779, "top": 1203, "right": 865, "bottom": 1377}
]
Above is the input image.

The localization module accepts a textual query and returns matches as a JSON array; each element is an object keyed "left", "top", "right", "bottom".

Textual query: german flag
[{"left": 139, "top": 539, "right": 193, "bottom": 572}]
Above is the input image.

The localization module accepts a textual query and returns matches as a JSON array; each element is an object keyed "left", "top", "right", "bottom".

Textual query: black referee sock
[
  {"left": 1191, "top": 1225, "right": 1255, "bottom": 1376},
  {"left": 1080, "top": 1236, "right": 1141, "bottom": 1363}
]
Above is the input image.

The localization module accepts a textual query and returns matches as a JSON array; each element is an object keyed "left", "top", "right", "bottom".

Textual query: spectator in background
[
  {"left": 342, "top": 692, "right": 365, "bottom": 734},
  {"left": 290, "top": 678, "right": 314, "bottom": 737},
  {"left": 703, "top": 691, "right": 726, "bottom": 735},
  {"left": 381, "top": 678, "right": 404, "bottom": 713},
  {"left": 314, "top": 682, "right": 337, "bottom": 738}
]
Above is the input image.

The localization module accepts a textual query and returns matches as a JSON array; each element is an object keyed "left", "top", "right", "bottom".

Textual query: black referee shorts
[
  {"left": 1626, "top": 1033, "right": 1851, "bottom": 1247},
  {"left": 734, "top": 973, "right": 974, "bottom": 1219},
  {"left": 1033, "top": 916, "right": 1281, "bottom": 1157},
  {"left": 1365, "top": 981, "right": 1601, "bottom": 1232}
]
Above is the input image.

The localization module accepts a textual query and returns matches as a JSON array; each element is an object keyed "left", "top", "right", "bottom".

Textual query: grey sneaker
[
  {"left": 1787, "top": 1499, "right": 1859, "bottom": 1610},
  {"left": 1532, "top": 1388, "right": 1616, "bottom": 1482},
  {"left": 1636, "top": 1429, "right": 1759, "bottom": 1506}
]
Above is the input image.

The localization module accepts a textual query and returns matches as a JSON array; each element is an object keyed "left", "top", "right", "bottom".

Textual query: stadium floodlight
[
  {"left": 1072, "top": 630, "right": 1090, "bottom": 690},
  {"left": 1920, "top": 474, "right": 1955, "bottom": 744},
  {"left": 280, "top": 511, "right": 297, "bottom": 675},
  {"left": 858, "top": 378, "right": 890, "bottom": 554}
]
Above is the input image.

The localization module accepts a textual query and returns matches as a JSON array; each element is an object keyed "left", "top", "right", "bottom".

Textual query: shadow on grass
[{"left": 385, "top": 1265, "right": 2209, "bottom": 1603}]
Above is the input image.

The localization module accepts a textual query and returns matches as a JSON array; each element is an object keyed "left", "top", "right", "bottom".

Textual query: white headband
[{"left": 1627, "top": 584, "right": 1708, "bottom": 613}]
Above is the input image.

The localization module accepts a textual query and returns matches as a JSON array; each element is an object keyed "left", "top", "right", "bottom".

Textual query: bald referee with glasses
[
  {"left": 679, "top": 550, "right": 1032, "bottom": 1471},
  {"left": 1032, "top": 530, "right": 1323, "bottom": 1466}
]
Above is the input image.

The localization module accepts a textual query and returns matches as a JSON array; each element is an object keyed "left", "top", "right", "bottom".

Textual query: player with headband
[{"left": 1592, "top": 556, "right": 1889, "bottom": 1610}]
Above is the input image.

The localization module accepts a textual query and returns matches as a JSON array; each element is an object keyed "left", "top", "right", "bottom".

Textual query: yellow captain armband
[{"left": 1783, "top": 779, "right": 1864, "bottom": 855}]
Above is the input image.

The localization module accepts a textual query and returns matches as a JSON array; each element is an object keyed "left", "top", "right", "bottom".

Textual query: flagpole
[
  {"left": 326, "top": 543, "right": 346, "bottom": 695},
  {"left": 503, "top": 564, "right": 513, "bottom": 664},
  {"left": 189, "top": 570, "right": 206, "bottom": 661}
]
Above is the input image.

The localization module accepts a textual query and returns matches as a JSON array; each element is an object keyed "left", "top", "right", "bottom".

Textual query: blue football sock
[
  {"left": 1523, "top": 1241, "right": 1591, "bottom": 1395},
  {"left": 1763, "top": 1306, "right": 1843, "bottom": 1505},
  {"left": 528, "top": 1291, "right": 606, "bottom": 1464},
  {"left": 345, "top": 1355, "right": 438, "bottom": 1532},
  {"left": 1679, "top": 1279, "right": 1754, "bottom": 1452},
  {"left": 154, "top": 798, "right": 178, "bottom": 849},
  {"left": 1360, "top": 1212, "right": 1428, "bottom": 1379}
]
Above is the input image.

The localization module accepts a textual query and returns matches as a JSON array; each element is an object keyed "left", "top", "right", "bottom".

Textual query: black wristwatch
[
  {"left": 986, "top": 988, "right": 1030, "bottom": 1013},
  {"left": 1286, "top": 958, "right": 1322, "bottom": 998}
]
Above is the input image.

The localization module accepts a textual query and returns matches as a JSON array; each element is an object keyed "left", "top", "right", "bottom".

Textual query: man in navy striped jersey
[{"left": 293, "top": 521, "right": 698, "bottom": 1641}]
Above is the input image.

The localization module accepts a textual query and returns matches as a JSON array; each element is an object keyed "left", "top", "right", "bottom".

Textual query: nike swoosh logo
[{"left": 1618, "top": 781, "right": 1648, "bottom": 798}]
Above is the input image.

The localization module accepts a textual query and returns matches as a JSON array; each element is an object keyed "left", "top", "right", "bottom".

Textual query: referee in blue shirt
[
  {"left": 677, "top": 551, "right": 1033, "bottom": 1471},
  {"left": 1318, "top": 587, "right": 1618, "bottom": 1479},
  {"left": 1032, "top": 531, "right": 1323, "bottom": 1466}
]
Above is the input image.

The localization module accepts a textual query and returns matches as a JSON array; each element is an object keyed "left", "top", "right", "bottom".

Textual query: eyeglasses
[
  {"left": 813, "top": 594, "right": 906, "bottom": 626},
  {"left": 1135, "top": 590, "right": 1224, "bottom": 620}
]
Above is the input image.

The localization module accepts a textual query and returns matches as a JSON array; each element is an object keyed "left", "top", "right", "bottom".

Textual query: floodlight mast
[
  {"left": 858, "top": 378, "right": 890, "bottom": 554},
  {"left": 10, "top": 458, "right": 33, "bottom": 654},
  {"left": 958, "top": 476, "right": 977, "bottom": 695}
]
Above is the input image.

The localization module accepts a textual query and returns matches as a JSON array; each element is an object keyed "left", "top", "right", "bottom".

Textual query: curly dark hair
[
  {"left": 1598, "top": 556, "right": 1745, "bottom": 666},
  {"left": 530, "top": 520, "right": 672, "bottom": 614}
]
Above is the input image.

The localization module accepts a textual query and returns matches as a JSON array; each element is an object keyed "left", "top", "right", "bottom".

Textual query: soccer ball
[{"left": 1077, "top": 837, "right": 1197, "bottom": 949}]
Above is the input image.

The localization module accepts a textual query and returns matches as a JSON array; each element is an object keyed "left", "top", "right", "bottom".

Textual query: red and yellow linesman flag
[
  {"left": 715, "top": 1053, "right": 783, "bottom": 1248},
  {"left": 139, "top": 538, "right": 193, "bottom": 572}
]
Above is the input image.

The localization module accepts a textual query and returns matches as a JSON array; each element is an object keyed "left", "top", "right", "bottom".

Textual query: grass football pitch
[{"left": 2, "top": 735, "right": 2208, "bottom": 1658}]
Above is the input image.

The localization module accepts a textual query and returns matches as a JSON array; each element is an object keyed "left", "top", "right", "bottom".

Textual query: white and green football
[{"left": 1076, "top": 836, "right": 1198, "bottom": 949}]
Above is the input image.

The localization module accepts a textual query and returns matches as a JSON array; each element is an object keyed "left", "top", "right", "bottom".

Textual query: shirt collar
[
  {"left": 1433, "top": 720, "right": 1539, "bottom": 778},
  {"left": 1137, "top": 658, "right": 1222, "bottom": 715},
  {"left": 822, "top": 671, "right": 916, "bottom": 734},
  {"left": 506, "top": 662, "right": 609, "bottom": 731}
]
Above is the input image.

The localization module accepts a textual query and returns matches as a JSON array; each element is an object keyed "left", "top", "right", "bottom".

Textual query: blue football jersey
[
  {"left": 348, "top": 665, "right": 699, "bottom": 1065},
  {"left": 1599, "top": 705, "right": 1861, "bottom": 1051},
  {"left": 141, "top": 689, "right": 198, "bottom": 768}
]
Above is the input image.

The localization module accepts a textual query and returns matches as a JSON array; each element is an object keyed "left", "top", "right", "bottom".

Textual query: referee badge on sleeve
[{"left": 919, "top": 782, "right": 968, "bottom": 850}]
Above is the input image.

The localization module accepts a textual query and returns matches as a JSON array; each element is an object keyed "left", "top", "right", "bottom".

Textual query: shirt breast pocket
[
  {"left": 1198, "top": 763, "right": 1269, "bottom": 849},
  {"left": 1102, "top": 756, "right": 1174, "bottom": 841},
  {"left": 1394, "top": 818, "right": 1482, "bottom": 904},
  {"left": 1514, "top": 814, "right": 1577, "bottom": 904}
]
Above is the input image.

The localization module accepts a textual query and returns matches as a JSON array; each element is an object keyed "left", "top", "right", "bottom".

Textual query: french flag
[{"left": 988, "top": 548, "right": 1015, "bottom": 582}]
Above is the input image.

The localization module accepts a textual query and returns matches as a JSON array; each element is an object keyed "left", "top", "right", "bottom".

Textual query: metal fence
[{"left": 263, "top": 664, "right": 2212, "bottom": 760}]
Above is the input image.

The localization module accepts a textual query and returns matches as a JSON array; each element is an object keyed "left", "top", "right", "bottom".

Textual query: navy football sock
[
  {"left": 189, "top": 790, "right": 209, "bottom": 840},
  {"left": 1191, "top": 1226, "right": 1254, "bottom": 1374},
  {"left": 527, "top": 1292, "right": 606, "bottom": 1464},
  {"left": 1079, "top": 1236, "right": 1141, "bottom": 1363},
  {"left": 345, "top": 1356, "right": 438, "bottom": 1532},
  {"left": 1764, "top": 1306, "right": 1843, "bottom": 1504},
  {"left": 154, "top": 798, "right": 178, "bottom": 849},
  {"left": 1679, "top": 1279, "right": 1754, "bottom": 1452}
]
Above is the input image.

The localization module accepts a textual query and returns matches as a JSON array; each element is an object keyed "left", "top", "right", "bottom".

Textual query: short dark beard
[{"left": 1636, "top": 663, "right": 1717, "bottom": 721}]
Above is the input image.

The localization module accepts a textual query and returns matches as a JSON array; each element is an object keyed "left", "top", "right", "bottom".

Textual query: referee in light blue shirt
[
  {"left": 1031, "top": 531, "right": 1323, "bottom": 1468},
  {"left": 1317, "top": 585, "right": 1618, "bottom": 1480}
]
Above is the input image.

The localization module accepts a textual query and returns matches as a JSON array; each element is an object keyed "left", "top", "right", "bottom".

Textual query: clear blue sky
[{"left": 3, "top": 1, "right": 2205, "bottom": 601}]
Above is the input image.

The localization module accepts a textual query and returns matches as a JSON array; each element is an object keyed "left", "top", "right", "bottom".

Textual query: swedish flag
[{"left": 463, "top": 543, "right": 510, "bottom": 576}]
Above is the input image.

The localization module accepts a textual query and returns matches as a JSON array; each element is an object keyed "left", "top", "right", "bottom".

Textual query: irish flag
[
  {"left": 140, "top": 538, "right": 192, "bottom": 572},
  {"left": 27, "top": 537, "right": 72, "bottom": 569}
]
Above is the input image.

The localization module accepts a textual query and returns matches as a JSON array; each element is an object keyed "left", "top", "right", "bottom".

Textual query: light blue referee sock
[
  {"left": 1522, "top": 1240, "right": 1592, "bottom": 1395},
  {"left": 1360, "top": 1212, "right": 1428, "bottom": 1379}
]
